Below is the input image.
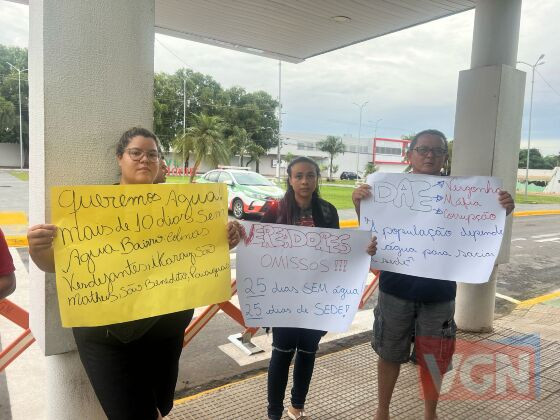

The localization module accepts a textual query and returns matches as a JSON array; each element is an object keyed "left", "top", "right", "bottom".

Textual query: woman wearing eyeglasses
[
  {"left": 27, "top": 127, "right": 242, "bottom": 420},
  {"left": 352, "top": 129, "right": 514, "bottom": 420}
]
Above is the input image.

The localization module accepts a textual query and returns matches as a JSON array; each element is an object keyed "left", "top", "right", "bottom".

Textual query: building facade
[{"left": 164, "top": 132, "right": 410, "bottom": 178}]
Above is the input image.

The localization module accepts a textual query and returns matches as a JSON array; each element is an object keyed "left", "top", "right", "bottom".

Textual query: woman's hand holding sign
[
  {"left": 352, "top": 184, "right": 372, "bottom": 217},
  {"left": 351, "top": 185, "right": 377, "bottom": 257},
  {"left": 27, "top": 223, "right": 57, "bottom": 273},
  {"left": 227, "top": 220, "right": 243, "bottom": 249},
  {"left": 366, "top": 236, "right": 378, "bottom": 256}
]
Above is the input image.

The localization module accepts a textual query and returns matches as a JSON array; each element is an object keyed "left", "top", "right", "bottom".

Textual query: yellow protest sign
[{"left": 51, "top": 183, "right": 231, "bottom": 327}]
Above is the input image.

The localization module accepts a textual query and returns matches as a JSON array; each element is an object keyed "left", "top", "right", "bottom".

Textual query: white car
[{"left": 198, "top": 169, "right": 285, "bottom": 219}]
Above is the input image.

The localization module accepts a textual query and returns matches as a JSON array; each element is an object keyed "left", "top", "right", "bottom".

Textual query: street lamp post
[
  {"left": 372, "top": 118, "right": 382, "bottom": 141},
  {"left": 182, "top": 77, "right": 187, "bottom": 176},
  {"left": 7, "top": 62, "right": 28, "bottom": 169},
  {"left": 517, "top": 54, "right": 545, "bottom": 199},
  {"left": 277, "top": 60, "right": 283, "bottom": 180},
  {"left": 353, "top": 101, "right": 368, "bottom": 183},
  {"left": 369, "top": 118, "right": 382, "bottom": 169}
]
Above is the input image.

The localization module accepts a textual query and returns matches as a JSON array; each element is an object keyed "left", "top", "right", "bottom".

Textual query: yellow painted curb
[
  {"left": 5, "top": 236, "right": 28, "bottom": 247},
  {"left": 513, "top": 210, "right": 560, "bottom": 217},
  {"left": 517, "top": 290, "right": 560, "bottom": 308},
  {"left": 340, "top": 220, "right": 359, "bottom": 228},
  {"left": 0, "top": 212, "right": 27, "bottom": 225},
  {"left": 339, "top": 209, "right": 560, "bottom": 228}
]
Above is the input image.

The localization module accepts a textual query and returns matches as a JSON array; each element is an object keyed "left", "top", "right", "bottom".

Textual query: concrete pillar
[
  {"left": 28, "top": 0, "right": 154, "bottom": 417},
  {"left": 452, "top": 0, "right": 525, "bottom": 332}
]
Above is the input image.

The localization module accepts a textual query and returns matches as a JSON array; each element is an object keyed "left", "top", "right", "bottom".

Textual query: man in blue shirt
[{"left": 352, "top": 129, "right": 514, "bottom": 420}]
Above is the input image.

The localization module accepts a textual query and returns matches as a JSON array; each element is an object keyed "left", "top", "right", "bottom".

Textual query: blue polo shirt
[{"left": 379, "top": 271, "right": 456, "bottom": 303}]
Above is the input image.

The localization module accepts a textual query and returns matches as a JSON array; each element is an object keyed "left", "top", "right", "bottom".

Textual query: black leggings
[
  {"left": 267, "top": 327, "right": 326, "bottom": 420},
  {"left": 73, "top": 309, "right": 193, "bottom": 420}
]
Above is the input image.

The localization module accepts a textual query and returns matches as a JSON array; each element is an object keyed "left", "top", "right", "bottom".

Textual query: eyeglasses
[
  {"left": 125, "top": 148, "right": 160, "bottom": 162},
  {"left": 411, "top": 146, "right": 447, "bottom": 157}
]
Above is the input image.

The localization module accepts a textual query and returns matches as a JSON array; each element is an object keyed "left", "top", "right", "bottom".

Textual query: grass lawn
[
  {"left": 319, "top": 185, "right": 354, "bottom": 209},
  {"left": 322, "top": 179, "right": 358, "bottom": 186},
  {"left": 514, "top": 192, "right": 560, "bottom": 204},
  {"left": 165, "top": 176, "right": 199, "bottom": 184},
  {"left": 9, "top": 171, "right": 29, "bottom": 181}
]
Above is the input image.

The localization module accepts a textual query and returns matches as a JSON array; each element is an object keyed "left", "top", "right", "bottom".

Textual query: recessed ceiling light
[{"left": 331, "top": 16, "right": 351, "bottom": 23}]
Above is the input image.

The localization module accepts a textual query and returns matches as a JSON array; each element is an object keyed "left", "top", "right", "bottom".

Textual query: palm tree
[
  {"left": 363, "top": 162, "right": 378, "bottom": 177},
  {"left": 175, "top": 113, "right": 230, "bottom": 181},
  {"left": 284, "top": 152, "right": 296, "bottom": 164},
  {"left": 229, "top": 126, "right": 251, "bottom": 166},
  {"left": 245, "top": 142, "right": 266, "bottom": 173},
  {"left": 172, "top": 131, "right": 193, "bottom": 176},
  {"left": 317, "top": 135, "right": 345, "bottom": 181}
]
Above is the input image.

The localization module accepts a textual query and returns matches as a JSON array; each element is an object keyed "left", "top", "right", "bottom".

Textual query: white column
[
  {"left": 29, "top": 0, "right": 155, "bottom": 417},
  {"left": 452, "top": 0, "right": 524, "bottom": 332}
]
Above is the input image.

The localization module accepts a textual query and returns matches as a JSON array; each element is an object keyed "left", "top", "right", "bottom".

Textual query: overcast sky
[{"left": 1, "top": 0, "right": 559, "bottom": 155}]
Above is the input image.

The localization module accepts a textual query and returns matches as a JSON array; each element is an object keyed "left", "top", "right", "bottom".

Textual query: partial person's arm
[
  {"left": 351, "top": 184, "right": 372, "bottom": 219},
  {"left": 27, "top": 224, "right": 57, "bottom": 273},
  {"left": 499, "top": 190, "right": 515, "bottom": 216},
  {"left": 0, "top": 229, "right": 16, "bottom": 299},
  {"left": 227, "top": 221, "right": 243, "bottom": 249},
  {"left": 0, "top": 272, "right": 16, "bottom": 300},
  {"left": 331, "top": 203, "right": 340, "bottom": 229},
  {"left": 366, "top": 236, "right": 378, "bottom": 256}
]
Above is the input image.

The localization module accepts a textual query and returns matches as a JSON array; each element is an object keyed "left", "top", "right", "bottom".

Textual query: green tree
[
  {"left": 154, "top": 68, "right": 279, "bottom": 159},
  {"left": 221, "top": 88, "right": 278, "bottom": 153},
  {"left": 0, "top": 45, "right": 28, "bottom": 165},
  {"left": 171, "top": 131, "right": 193, "bottom": 175},
  {"left": 363, "top": 162, "right": 378, "bottom": 177},
  {"left": 544, "top": 154, "right": 560, "bottom": 169},
  {"left": 317, "top": 135, "right": 345, "bottom": 180},
  {"left": 0, "top": 96, "right": 16, "bottom": 132},
  {"left": 284, "top": 152, "right": 296, "bottom": 164},
  {"left": 518, "top": 148, "right": 549, "bottom": 169},
  {"left": 154, "top": 69, "right": 225, "bottom": 151},
  {"left": 245, "top": 142, "right": 266, "bottom": 173},
  {"left": 443, "top": 140, "right": 453, "bottom": 175},
  {"left": 176, "top": 113, "right": 230, "bottom": 181},
  {"left": 228, "top": 126, "right": 251, "bottom": 166}
]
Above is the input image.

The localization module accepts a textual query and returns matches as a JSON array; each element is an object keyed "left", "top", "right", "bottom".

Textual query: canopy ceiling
[
  {"left": 12, "top": 0, "right": 476, "bottom": 63},
  {"left": 155, "top": 0, "right": 476, "bottom": 62}
]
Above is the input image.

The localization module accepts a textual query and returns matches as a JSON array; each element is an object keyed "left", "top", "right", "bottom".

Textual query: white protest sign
[
  {"left": 236, "top": 222, "right": 372, "bottom": 332},
  {"left": 360, "top": 173, "right": 506, "bottom": 284}
]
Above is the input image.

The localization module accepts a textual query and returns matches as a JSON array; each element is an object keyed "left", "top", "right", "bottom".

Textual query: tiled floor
[{"left": 170, "top": 325, "right": 560, "bottom": 419}]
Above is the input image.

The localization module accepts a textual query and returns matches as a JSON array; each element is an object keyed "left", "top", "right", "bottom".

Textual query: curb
[
  {"left": 5, "top": 236, "right": 28, "bottom": 247},
  {"left": 512, "top": 210, "right": 560, "bottom": 217},
  {"left": 516, "top": 290, "right": 560, "bottom": 308},
  {"left": 339, "top": 209, "right": 560, "bottom": 229}
]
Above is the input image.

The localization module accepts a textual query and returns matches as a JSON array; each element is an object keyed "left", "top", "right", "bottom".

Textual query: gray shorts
[{"left": 372, "top": 291, "right": 456, "bottom": 366}]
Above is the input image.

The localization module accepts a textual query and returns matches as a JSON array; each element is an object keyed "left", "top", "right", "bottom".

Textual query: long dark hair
[{"left": 277, "top": 156, "right": 324, "bottom": 225}]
